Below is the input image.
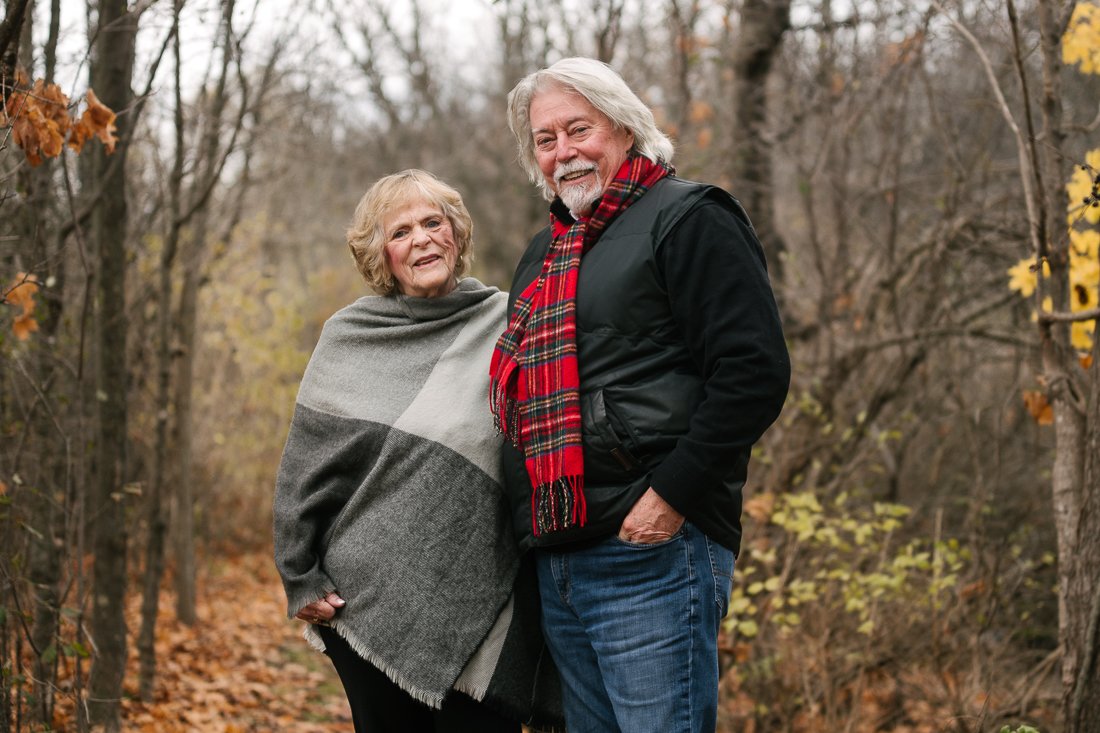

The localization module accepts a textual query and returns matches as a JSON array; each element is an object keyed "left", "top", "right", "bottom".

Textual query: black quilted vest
[{"left": 502, "top": 176, "right": 753, "bottom": 551}]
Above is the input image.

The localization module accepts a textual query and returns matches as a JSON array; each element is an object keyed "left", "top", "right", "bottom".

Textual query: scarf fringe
[
  {"left": 531, "top": 475, "right": 587, "bottom": 536},
  {"left": 304, "top": 622, "right": 448, "bottom": 709},
  {"left": 491, "top": 395, "right": 522, "bottom": 449}
]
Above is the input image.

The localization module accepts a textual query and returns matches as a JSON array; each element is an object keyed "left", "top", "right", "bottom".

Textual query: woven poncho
[{"left": 273, "top": 278, "right": 560, "bottom": 725}]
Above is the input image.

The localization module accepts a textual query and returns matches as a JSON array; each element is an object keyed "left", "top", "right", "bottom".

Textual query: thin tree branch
[
  {"left": 1006, "top": 0, "right": 1048, "bottom": 259},
  {"left": 1039, "top": 307, "right": 1100, "bottom": 324},
  {"left": 931, "top": 0, "right": 1043, "bottom": 261}
]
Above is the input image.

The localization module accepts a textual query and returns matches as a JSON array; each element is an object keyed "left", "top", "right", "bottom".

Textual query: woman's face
[{"left": 382, "top": 199, "right": 459, "bottom": 298}]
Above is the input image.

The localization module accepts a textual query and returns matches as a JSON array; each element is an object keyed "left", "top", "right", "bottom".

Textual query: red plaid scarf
[{"left": 490, "top": 154, "right": 672, "bottom": 536}]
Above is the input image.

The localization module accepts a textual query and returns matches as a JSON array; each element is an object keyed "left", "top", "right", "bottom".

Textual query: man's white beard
[
  {"left": 554, "top": 161, "right": 602, "bottom": 215},
  {"left": 559, "top": 180, "right": 601, "bottom": 215}
]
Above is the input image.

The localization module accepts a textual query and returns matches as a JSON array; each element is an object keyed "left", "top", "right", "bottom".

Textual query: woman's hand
[{"left": 295, "top": 591, "right": 345, "bottom": 625}]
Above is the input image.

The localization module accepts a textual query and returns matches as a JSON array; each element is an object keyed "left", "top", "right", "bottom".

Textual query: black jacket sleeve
[{"left": 648, "top": 196, "right": 790, "bottom": 512}]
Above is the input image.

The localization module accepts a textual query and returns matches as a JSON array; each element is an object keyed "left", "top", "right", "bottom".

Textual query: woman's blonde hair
[{"left": 346, "top": 169, "right": 474, "bottom": 295}]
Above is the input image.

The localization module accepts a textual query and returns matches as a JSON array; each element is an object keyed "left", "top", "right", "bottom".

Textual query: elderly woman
[{"left": 274, "top": 170, "right": 559, "bottom": 733}]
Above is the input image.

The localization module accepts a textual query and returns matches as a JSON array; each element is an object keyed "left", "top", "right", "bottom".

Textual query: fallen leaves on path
[{"left": 67, "top": 550, "right": 353, "bottom": 732}]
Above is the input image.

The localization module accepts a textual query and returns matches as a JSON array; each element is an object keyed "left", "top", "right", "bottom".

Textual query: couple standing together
[{"left": 274, "top": 57, "right": 790, "bottom": 733}]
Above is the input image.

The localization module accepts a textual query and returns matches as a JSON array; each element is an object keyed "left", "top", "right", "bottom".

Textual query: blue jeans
[{"left": 535, "top": 522, "right": 735, "bottom": 733}]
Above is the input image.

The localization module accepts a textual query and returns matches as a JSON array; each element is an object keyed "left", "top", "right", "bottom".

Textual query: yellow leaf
[
  {"left": 1071, "top": 319, "right": 1095, "bottom": 351},
  {"left": 1063, "top": 2, "right": 1100, "bottom": 75},
  {"left": 1071, "top": 228, "right": 1100, "bottom": 260},
  {"left": 1066, "top": 148, "right": 1100, "bottom": 226},
  {"left": 1006, "top": 259, "right": 1034, "bottom": 295}
]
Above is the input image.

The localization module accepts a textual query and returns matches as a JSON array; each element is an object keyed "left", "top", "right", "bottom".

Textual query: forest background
[{"left": 2, "top": 0, "right": 1100, "bottom": 731}]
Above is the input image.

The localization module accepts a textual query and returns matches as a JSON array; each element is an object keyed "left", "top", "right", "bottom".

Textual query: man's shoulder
[
  {"left": 653, "top": 176, "right": 755, "bottom": 235},
  {"left": 654, "top": 176, "right": 742, "bottom": 212}
]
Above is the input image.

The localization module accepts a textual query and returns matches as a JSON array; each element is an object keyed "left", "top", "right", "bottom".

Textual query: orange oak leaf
[
  {"left": 70, "top": 89, "right": 117, "bottom": 154},
  {"left": 1022, "top": 390, "right": 1054, "bottom": 425},
  {"left": 2, "top": 72, "right": 116, "bottom": 163},
  {"left": 743, "top": 491, "right": 776, "bottom": 523},
  {"left": 13, "top": 314, "right": 39, "bottom": 340},
  {"left": 6, "top": 273, "right": 40, "bottom": 341},
  {"left": 4, "top": 77, "right": 72, "bottom": 166}
]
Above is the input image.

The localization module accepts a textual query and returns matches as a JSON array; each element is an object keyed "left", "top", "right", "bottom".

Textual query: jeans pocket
[{"left": 608, "top": 526, "right": 686, "bottom": 549}]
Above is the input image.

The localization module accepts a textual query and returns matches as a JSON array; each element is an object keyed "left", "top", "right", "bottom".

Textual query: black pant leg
[
  {"left": 317, "top": 625, "right": 433, "bottom": 733},
  {"left": 435, "top": 691, "right": 521, "bottom": 733}
]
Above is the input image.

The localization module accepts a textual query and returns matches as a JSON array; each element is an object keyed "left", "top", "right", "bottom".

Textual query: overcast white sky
[{"left": 39, "top": 0, "right": 499, "bottom": 104}]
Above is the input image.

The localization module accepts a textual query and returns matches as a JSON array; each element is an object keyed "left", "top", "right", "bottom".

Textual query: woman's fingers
[{"left": 295, "top": 593, "right": 346, "bottom": 623}]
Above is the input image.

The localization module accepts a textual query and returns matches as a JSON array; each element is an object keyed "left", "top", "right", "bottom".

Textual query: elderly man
[{"left": 490, "top": 57, "right": 790, "bottom": 733}]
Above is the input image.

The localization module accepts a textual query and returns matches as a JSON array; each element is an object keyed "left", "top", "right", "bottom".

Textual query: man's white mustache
[{"left": 555, "top": 160, "right": 597, "bottom": 184}]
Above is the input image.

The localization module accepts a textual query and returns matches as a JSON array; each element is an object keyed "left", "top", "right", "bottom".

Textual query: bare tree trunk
[
  {"left": 16, "top": 1, "right": 72, "bottom": 725},
  {"left": 728, "top": 0, "right": 791, "bottom": 286},
  {"left": 137, "top": 0, "right": 182, "bottom": 697},
  {"left": 1028, "top": 1, "right": 1100, "bottom": 728},
  {"left": 87, "top": 0, "right": 137, "bottom": 728},
  {"left": 592, "top": 0, "right": 624, "bottom": 63},
  {"left": 666, "top": 0, "right": 700, "bottom": 138},
  {"left": 1070, "top": 336, "right": 1100, "bottom": 730},
  {"left": 0, "top": 0, "right": 32, "bottom": 91},
  {"left": 1073, "top": 317, "right": 1100, "bottom": 728},
  {"left": 173, "top": 0, "right": 237, "bottom": 624},
  {"left": 172, "top": 227, "right": 200, "bottom": 624}
]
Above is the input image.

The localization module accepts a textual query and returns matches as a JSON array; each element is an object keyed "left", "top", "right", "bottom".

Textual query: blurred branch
[
  {"left": 56, "top": 16, "right": 176, "bottom": 244},
  {"left": 931, "top": 0, "right": 1043, "bottom": 260},
  {"left": 1039, "top": 307, "right": 1100, "bottom": 324}
]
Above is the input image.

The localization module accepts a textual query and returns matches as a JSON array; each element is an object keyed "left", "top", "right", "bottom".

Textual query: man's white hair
[{"left": 507, "top": 57, "right": 675, "bottom": 200}]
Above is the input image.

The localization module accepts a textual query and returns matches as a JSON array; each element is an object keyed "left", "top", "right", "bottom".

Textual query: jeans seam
[
  {"left": 686, "top": 526, "right": 697, "bottom": 733},
  {"left": 704, "top": 534, "right": 732, "bottom": 612},
  {"left": 558, "top": 554, "right": 572, "bottom": 609}
]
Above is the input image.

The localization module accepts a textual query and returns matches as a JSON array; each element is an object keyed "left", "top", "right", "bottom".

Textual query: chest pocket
[{"left": 581, "top": 389, "right": 647, "bottom": 481}]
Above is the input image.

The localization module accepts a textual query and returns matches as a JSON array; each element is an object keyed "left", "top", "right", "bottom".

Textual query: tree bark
[
  {"left": 1031, "top": 1, "right": 1100, "bottom": 728},
  {"left": 137, "top": 0, "right": 181, "bottom": 697},
  {"left": 173, "top": 0, "right": 236, "bottom": 624},
  {"left": 0, "top": 0, "right": 32, "bottom": 94},
  {"left": 1070, "top": 343, "right": 1100, "bottom": 733},
  {"left": 86, "top": 0, "right": 137, "bottom": 729},
  {"left": 728, "top": 0, "right": 791, "bottom": 288}
]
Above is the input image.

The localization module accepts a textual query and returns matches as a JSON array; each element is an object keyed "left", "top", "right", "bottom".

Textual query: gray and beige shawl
[{"left": 273, "top": 278, "right": 559, "bottom": 726}]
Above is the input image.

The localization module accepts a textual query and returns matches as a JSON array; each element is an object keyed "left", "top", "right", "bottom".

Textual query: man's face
[{"left": 529, "top": 84, "right": 634, "bottom": 215}]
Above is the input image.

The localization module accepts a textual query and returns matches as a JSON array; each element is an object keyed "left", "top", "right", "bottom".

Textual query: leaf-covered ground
[
  {"left": 122, "top": 552, "right": 353, "bottom": 732},
  {"left": 51, "top": 551, "right": 354, "bottom": 732}
]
